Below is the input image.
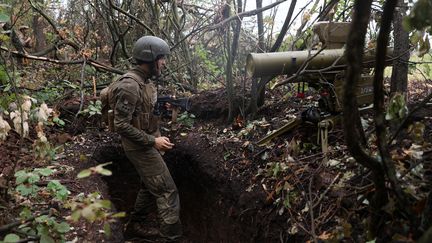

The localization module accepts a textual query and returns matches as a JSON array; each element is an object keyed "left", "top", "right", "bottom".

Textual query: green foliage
[
  {"left": 33, "top": 136, "right": 59, "bottom": 163},
  {"left": 194, "top": 44, "right": 223, "bottom": 82},
  {"left": 0, "top": 65, "right": 9, "bottom": 85},
  {"left": 0, "top": 93, "right": 16, "bottom": 111},
  {"left": 2, "top": 233, "right": 20, "bottom": 243},
  {"left": 7, "top": 166, "right": 70, "bottom": 242},
  {"left": 404, "top": 0, "right": 432, "bottom": 33},
  {"left": 385, "top": 93, "right": 408, "bottom": 121},
  {"left": 14, "top": 167, "right": 57, "bottom": 198},
  {"left": 408, "top": 121, "right": 425, "bottom": 143},
  {"left": 35, "top": 215, "right": 70, "bottom": 242},
  {"left": 68, "top": 192, "right": 111, "bottom": 222},
  {"left": 177, "top": 111, "right": 195, "bottom": 128},
  {"left": 47, "top": 180, "right": 69, "bottom": 201},
  {"left": 67, "top": 192, "right": 124, "bottom": 236},
  {"left": 8, "top": 163, "right": 121, "bottom": 240},
  {"left": 404, "top": 0, "right": 432, "bottom": 56},
  {"left": 33, "top": 80, "right": 79, "bottom": 104},
  {"left": 52, "top": 116, "right": 65, "bottom": 127},
  {"left": 410, "top": 54, "right": 432, "bottom": 78},
  {"left": 275, "top": 186, "right": 298, "bottom": 212},
  {"left": 80, "top": 100, "right": 102, "bottom": 117},
  {"left": 262, "top": 162, "right": 288, "bottom": 178},
  {"left": 0, "top": 3, "right": 10, "bottom": 23},
  {"left": 8, "top": 163, "right": 122, "bottom": 239},
  {"left": 76, "top": 162, "right": 112, "bottom": 178}
]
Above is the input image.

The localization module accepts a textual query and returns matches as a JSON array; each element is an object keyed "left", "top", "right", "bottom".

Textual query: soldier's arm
[{"left": 113, "top": 85, "right": 155, "bottom": 147}]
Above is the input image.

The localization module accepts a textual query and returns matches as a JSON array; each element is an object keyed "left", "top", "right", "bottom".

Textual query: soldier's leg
[
  {"left": 130, "top": 182, "right": 157, "bottom": 222},
  {"left": 124, "top": 150, "right": 161, "bottom": 238},
  {"left": 141, "top": 159, "right": 182, "bottom": 240}
]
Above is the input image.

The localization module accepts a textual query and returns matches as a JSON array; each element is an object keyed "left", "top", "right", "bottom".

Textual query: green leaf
[
  {"left": 3, "top": 234, "right": 20, "bottom": 243},
  {"left": 16, "top": 184, "right": 38, "bottom": 197},
  {"left": 27, "top": 174, "right": 40, "bottom": 184},
  {"left": 99, "top": 169, "right": 112, "bottom": 176},
  {"left": 39, "top": 234, "right": 55, "bottom": 243},
  {"left": 35, "top": 215, "right": 49, "bottom": 223},
  {"left": 14, "top": 171, "right": 28, "bottom": 184},
  {"left": 295, "top": 39, "right": 304, "bottom": 49},
  {"left": 94, "top": 162, "right": 112, "bottom": 176},
  {"left": 273, "top": 163, "right": 281, "bottom": 177},
  {"left": 111, "top": 212, "right": 126, "bottom": 218},
  {"left": 103, "top": 222, "right": 112, "bottom": 237},
  {"left": 14, "top": 170, "right": 26, "bottom": 177},
  {"left": 0, "top": 13, "right": 9, "bottom": 23},
  {"left": 71, "top": 210, "right": 81, "bottom": 222},
  {"left": 77, "top": 169, "right": 92, "bottom": 178},
  {"left": 19, "top": 207, "right": 32, "bottom": 220},
  {"left": 283, "top": 196, "right": 291, "bottom": 209},
  {"left": 55, "top": 222, "right": 70, "bottom": 233},
  {"left": 47, "top": 180, "right": 69, "bottom": 201},
  {"left": 15, "top": 175, "right": 28, "bottom": 185},
  {"left": 386, "top": 93, "right": 408, "bottom": 120},
  {"left": 81, "top": 207, "right": 96, "bottom": 222},
  {"left": 35, "top": 168, "right": 54, "bottom": 177},
  {"left": 3, "top": 84, "right": 10, "bottom": 92},
  {"left": 100, "top": 200, "right": 111, "bottom": 209}
]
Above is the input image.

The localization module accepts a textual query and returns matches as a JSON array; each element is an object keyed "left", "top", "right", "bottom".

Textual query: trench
[{"left": 96, "top": 145, "right": 255, "bottom": 242}]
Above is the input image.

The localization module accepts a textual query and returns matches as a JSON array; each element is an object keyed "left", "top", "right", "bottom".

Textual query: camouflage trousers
[{"left": 125, "top": 148, "right": 180, "bottom": 225}]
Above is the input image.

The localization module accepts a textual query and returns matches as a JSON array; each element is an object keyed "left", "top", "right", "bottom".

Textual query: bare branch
[
  {"left": 108, "top": 0, "right": 156, "bottom": 36},
  {"left": 0, "top": 46, "right": 124, "bottom": 74},
  {"left": 208, "top": 0, "right": 287, "bottom": 30}
]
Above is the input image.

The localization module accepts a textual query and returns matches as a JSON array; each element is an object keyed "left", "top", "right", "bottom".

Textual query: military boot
[
  {"left": 124, "top": 221, "right": 160, "bottom": 240},
  {"left": 159, "top": 221, "right": 182, "bottom": 242}
]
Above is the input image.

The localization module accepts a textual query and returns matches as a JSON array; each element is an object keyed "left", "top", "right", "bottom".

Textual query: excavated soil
[{"left": 91, "top": 130, "right": 286, "bottom": 242}]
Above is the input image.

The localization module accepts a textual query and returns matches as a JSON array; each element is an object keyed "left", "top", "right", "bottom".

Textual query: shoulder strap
[{"left": 118, "top": 72, "right": 144, "bottom": 87}]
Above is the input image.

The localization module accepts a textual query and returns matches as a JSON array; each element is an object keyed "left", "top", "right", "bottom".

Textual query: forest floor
[{"left": 1, "top": 79, "right": 432, "bottom": 242}]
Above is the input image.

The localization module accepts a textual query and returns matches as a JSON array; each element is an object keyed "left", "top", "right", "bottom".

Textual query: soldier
[{"left": 106, "top": 36, "right": 182, "bottom": 241}]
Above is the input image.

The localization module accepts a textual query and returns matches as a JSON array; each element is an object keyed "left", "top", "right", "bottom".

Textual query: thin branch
[
  {"left": 274, "top": 45, "right": 328, "bottom": 88},
  {"left": 28, "top": 0, "right": 60, "bottom": 36},
  {"left": 208, "top": 0, "right": 287, "bottom": 30},
  {"left": 76, "top": 58, "right": 87, "bottom": 118},
  {"left": 0, "top": 46, "right": 124, "bottom": 74},
  {"left": 312, "top": 173, "right": 341, "bottom": 209},
  {"left": 308, "top": 175, "right": 318, "bottom": 243},
  {"left": 373, "top": 0, "right": 411, "bottom": 211},
  {"left": 108, "top": 0, "right": 156, "bottom": 36}
]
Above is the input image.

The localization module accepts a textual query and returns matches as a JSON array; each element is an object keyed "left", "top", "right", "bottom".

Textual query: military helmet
[{"left": 132, "top": 36, "right": 170, "bottom": 62}]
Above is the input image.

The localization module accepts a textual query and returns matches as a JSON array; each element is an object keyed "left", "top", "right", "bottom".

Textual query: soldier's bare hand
[{"left": 154, "top": 136, "right": 174, "bottom": 151}]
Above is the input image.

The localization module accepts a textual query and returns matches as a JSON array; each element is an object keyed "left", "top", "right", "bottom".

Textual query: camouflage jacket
[{"left": 107, "top": 67, "right": 159, "bottom": 151}]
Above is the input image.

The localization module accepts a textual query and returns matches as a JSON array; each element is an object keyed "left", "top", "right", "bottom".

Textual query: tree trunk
[
  {"left": 226, "top": 0, "right": 242, "bottom": 122},
  {"left": 344, "top": 0, "right": 389, "bottom": 237},
  {"left": 374, "top": 0, "right": 412, "bottom": 215},
  {"left": 32, "top": 5, "right": 47, "bottom": 53},
  {"left": 249, "top": 0, "right": 265, "bottom": 118},
  {"left": 390, "top": 0, "right": 409, "bottom": 94},
  {"left": 171, "top": 1, "right": 198, "bottom": 88}
]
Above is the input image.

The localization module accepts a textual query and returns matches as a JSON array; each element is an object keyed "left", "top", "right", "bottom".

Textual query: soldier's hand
[{"left": 154, "top": 136, "right": 174, "bottom": 151}]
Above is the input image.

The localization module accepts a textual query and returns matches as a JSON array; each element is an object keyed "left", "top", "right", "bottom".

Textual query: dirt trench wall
[
  {"left": 94, "top": 133, "right": 276, "bottom": 242},
  {"left": 165, "top": 133, "right": 282, "bottom": 242}
]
